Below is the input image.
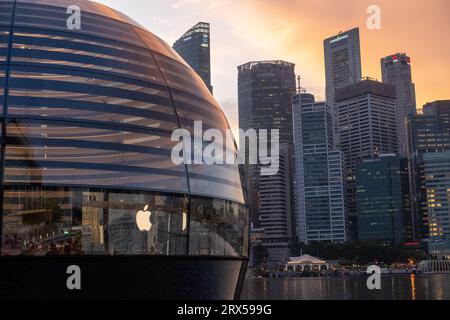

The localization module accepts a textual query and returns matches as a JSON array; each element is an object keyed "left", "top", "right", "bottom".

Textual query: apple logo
[{"left": 136, "top": 204, "right": 152, "bottom": 232}]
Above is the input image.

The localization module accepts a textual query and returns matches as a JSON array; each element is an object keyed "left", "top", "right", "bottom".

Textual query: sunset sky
[{"left": 97, "top": 0, "right": 450, "bottom": 132}]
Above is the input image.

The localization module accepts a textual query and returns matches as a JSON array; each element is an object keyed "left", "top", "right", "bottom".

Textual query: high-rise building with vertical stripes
[
  {"left": 356, "top": 155, "right": 412, "bottom": 244},
  {"left": 259, "top": 143, "right": 295, "bottom": 267},
  {"left": 407, "top": 100, "right": 450, "bottom": 241},
  {"left": 381, "top": 53, "right": 417, "bottom": 156},
  {"left": 336, "top": 79, "right": 398, "bottom": 238},
  {"left": 173, "top": 22, "right": 213, "bottom": 93},
  {"left": 423, "top": 151, "right": 450, "bottom": 259},
  {"left": 293, "top": 92, "right": 347, "bottom": 244},
  {"left": 238, "top": 60, "right": 296, "bottom": 228},
  {"left": 324, "top": 28, "right": 362, "bottom": 145},
  {"left": 238, "top": 61, "right": 296, "bottom": 266}
]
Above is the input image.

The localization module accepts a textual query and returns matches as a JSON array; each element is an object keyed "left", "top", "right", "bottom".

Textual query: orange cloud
[{"left": 215, "top": 0, "right": 450, "bottom": 109}]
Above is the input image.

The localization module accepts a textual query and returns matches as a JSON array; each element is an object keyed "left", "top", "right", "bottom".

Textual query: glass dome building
[{"left": 0, "top": 0, "right": 248, "bottom": 299}]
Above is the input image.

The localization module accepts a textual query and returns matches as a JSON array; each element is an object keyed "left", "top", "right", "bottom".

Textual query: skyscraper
[
  {"left": 407, "top": 100, "right": 450, "bottom": 240},
  {"left": 259, "top": 143, "right": 295, "bottom": 267},
  {"left": 173, "top": 22, "right": 212, "bottom": 92},
  {"left": 324, "top": 28, "right": 362, "bottom": 144},
  {"left": 336, "top": 79, "right": 398, "bottom": 237},
  {"left": 356, "top": 155, "right": 411, "bottom": 244},
  {"left": 382, "top": 53, "right": 417, "bottom": 156},
  {"left": 423, "top": 151, "right": 450, "bottom": 258},
  {"left": 293, "top": 93, "right": 347, "bottom": 244},
  {"left": 408, "top": 101, "right": 450, "bottom": 154},
  {"left": 238, "top": 60, "right": 296, "bottom": 265},
  {"left": 238, "top": 60, "right": 296, "bottom": 226}
]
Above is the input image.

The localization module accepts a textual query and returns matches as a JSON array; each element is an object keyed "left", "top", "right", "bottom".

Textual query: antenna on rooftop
[{"left": 297, "top": 75, "right": 306, "bottom": 94}]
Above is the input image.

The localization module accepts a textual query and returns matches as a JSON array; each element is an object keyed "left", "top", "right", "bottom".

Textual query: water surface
[{"left": 241, "top": 274, "right": 450, "bottom": 300}]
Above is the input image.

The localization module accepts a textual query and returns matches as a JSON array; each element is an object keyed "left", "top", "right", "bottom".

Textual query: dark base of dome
[{"left": 0, "top": 256, "right": 248, "bottom": 300}]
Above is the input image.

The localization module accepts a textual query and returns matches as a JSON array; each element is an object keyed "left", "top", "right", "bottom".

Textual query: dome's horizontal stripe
[
  {"left": 13, "top": 36, "right": 157, "bottom": 66},
  {"left": 8, "top": 96, "right": 178, "bottom": 125},
  {"left": 9, "top": 62, "right": 168, "bottom": 92},
  {"left": 5, "top": 159, "right": 242, "bottom": 189},
  {"left": 6, "top": 136, "right": 174, "bottom": 156},
  {"left": 5, "top": 159, "right": 186, "bottom": 176},
  {"left": 12, "top": 26, "right": 151, "bottom": 54},
  {"left": 4, "top": 116, "right": 175, "bottom": 137},
  {"left": 11, "top": 49, "right": 161, "bottom": 77},
  {"left": 8, "top": 78, "right": 170, "bottom": 104}
]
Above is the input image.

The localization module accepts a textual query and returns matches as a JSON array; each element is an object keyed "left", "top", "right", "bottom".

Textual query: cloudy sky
[{"left": 96, "top": 0, "right": 450, "bottom": 132}]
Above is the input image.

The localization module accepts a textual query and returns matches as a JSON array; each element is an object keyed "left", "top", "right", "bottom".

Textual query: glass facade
[
  {"left": 237, "top": 60, "right": 296, "bottom": 227},
  {"left": 173, "top": 22, "right": 212, "bottom": 93},
  {"left": 0, "top": 0, "right": 248, "bottom": 258},
  {"left": 293, "top": 95, "right": 347, "bottom": 243},
  {"left": 356, "top": 155, "right": 411, "bottom": 244},
  {"left": 408, "top": 100, "right": 450, "bottom": 240}
]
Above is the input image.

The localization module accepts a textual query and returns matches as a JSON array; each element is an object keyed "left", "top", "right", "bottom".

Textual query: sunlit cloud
[
  {"left": 152, "top": 15, "right": 168, "bottom": 25},
  {"left": 170, "top": 0, "right": 202, "bottom": 9}
]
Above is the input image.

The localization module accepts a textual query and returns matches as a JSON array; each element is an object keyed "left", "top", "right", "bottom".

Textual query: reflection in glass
[
  {"left": 189, "top": 197, "right": 248, "bottom": 257},
  {"left": 107, "top": 192, "right": 188, "bottom": 255},
  {"left": 1, "top": 187, "right": 189, "bottom": 256}
]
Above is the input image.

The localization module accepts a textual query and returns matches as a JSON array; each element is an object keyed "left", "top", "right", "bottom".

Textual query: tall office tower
[
  {"left": 173, "top": 22, "right": 212, "bottom": 92},
  {"left": 407, "top": 100, "right": 450, "bottom": 241},
  {"left": 423, "top": 151, "right": 450, "bottom": 259},
  {"left": 336, "top": 79, "right": 398, "bottom": 238},
  {"left": 381, "top": 53, "right": 417, "bottom": 156},
  {"left": 356, "top": 155, "right": 412, "bottom": 244},
  {"left": 259, "top": 143, "right": 295, "bottom": 268},
  {"left": 293, "top": 92, "right": 347, "bottom": 244},
  {"left": 324, "top": 28, "right": 362, "bottom": 144},
  {"left": 238, "top": 60, "right": 296, "bottom": 227}
]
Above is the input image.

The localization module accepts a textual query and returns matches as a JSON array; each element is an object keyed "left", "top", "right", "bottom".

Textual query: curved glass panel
[
  {"left": 5, "top": 120, "right": 189, "bottom": 193},
  {"left": 0, "top": 1, "right": 13, "bottom": 26},
  {"left": 0, "top": 27, "right": 9, "bottom": 63},
  {"left": 189, "top": 197, "right": 248, "bottom": 257},
  {"left": 153, "top": 52, "right": 217, "bottom": 107},
  {"left": 132, "top": 27, "right": 188, "bottom": 67},
  {"left": 16, "top": 0, "right": 144, "bottom": 28},
  {"left": 7, "top": 66, "right": 178, "bottom": 131},
  {"left": 14, "top": 1, "right": 145, "bottom": 47},
  {"left": 170, "top": 92, "right": 244, "bottom": 203},
  {"left": 10, "top": 28, "right": 166, "bottom": 84},
  {"left": 0, "top": 64, "right": 6, "bottom": 113}
]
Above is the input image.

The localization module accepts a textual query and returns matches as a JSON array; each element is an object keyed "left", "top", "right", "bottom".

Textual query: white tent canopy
[
  {"left": 285, "top": 254, "right": 330, "bottom": 271},
  {"left": 287, "top": 254, "right": 327, "bottom": 265}
]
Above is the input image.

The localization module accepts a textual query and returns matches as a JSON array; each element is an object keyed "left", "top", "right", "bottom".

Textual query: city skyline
[{"left": 96, "top": 0, "right": 450, "bottom": 135}]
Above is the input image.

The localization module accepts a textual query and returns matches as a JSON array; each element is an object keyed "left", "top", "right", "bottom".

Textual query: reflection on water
[
  {"left": 241, "top": 274, "right": 450, "bottom": 300},
  {"left": 411, "top": 274, "right": 416, "bottom": 300}
]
